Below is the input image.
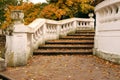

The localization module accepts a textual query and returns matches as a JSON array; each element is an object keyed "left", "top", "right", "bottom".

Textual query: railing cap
[
  {"left": 95, "top": 0, "right": 120, "bottom": 12},
  {"left": 14, "top": 23, "right": 29, "bottom": 33}
]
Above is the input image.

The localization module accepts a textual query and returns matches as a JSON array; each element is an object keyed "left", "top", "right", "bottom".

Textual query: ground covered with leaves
[{"left": 1, "top": 54, "right": 120, "bottom": 80}]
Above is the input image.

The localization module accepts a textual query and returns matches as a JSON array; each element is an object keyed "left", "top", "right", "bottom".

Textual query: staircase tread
[
  {"left": 33, "top": 30, "right": 94, "bottom": 54},
  {"left": 68, "top": 34, "right": 95, "bottom": 36},
  {"left": 39, "top": 45, "right": 93, "bottom": 47},
  {"left": 34, "top": 49, "right": 92, "bottom": 53},
  {"left": 46, "top": 40, "right": 94, "bottom": 42},
  {"left": 76, "top": 31, "right": 95, "bottom": 32},
  {"left": 61, "top": 36, "right": 94, "bottom": 39}
]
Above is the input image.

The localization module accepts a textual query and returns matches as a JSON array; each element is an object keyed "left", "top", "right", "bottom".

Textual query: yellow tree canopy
[
  {"left": 40, "top": 0, "right": 94, "bottom": 20},
  {"left": 1, "top": 0, "right": 94, "bottom": 29}
]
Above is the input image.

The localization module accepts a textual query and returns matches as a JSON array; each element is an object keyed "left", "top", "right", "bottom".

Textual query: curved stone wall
[{"left": 94, "top": 0, "right": 120, "bottom": 64}]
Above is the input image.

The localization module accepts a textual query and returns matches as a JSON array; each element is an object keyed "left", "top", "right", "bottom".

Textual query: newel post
[
  {"left": 5, "top": 10, "right": 33, "bottom": 67},
  {"left": 57, "top": 24, "right": 61, "bottom": 38},
  {"left": 89, "top": 13, "right": 95, "bottom": 29},
  {"left": 73, "top": 19, "right": 77, "bottom": 31},
  {"left": 43, "top": 23, "right": 47, "bottom": 43}
]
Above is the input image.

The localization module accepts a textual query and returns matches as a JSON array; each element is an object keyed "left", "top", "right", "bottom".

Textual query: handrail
[
  {"left": 27, "top": 18, "right": 94, "bottom": 49},
  {"left": 95, "top": 0, "right": 120, "bottom": 11}
]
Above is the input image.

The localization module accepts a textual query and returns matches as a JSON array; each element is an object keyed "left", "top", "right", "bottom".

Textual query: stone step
[
  {"left": 74, "top": 33, "right": 95, "bottom": 35},
  {"left": 34, "top": 49, "right": 93, "bottom": 54},
  {"left": 68, "top": 34, "right": 94, "bottom": 36},
  {"left": 33, "top": 30, "right": 94, "bottom": 55},
  {"left": 75, "top": 30, "right": 95, "bottom": 33},
  {"left": 75, "top": 31, "right": 95, "bottom": 34},
  {"left": 0, "top": 73, "right": 12, "bottom": 80},
  {"left": 60, "top": 36, "right": 94, "bottom": 40},
  {"left": 45, "top": 40, "right": 94, "bottom": 44},
  {"left": 39, "top": 44, "right": 93, "bottom": 49}
]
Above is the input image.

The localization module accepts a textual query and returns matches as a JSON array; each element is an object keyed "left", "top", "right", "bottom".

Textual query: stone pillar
[
  {"left": 57, "top": 24, "right": 61, "bottom": 38},
  {"left": 73, "top": 20, "right": 77, "bottom": 31},
  {"left": 88, "top": 13, "right": 94, "bottom": 29},
  {"left": 5, "top": 24, "right": 33, "bottom": 67},
  {"left": 43, "top": 23, "right": 47, "bottom": 42},
  {"left": 94, "top": 11, "right": 100, "bottom": 50}
]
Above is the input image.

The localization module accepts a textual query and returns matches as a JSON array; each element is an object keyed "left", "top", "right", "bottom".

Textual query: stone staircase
[{"left": 33, "top": 30, "right": 95, "bottom": 54}]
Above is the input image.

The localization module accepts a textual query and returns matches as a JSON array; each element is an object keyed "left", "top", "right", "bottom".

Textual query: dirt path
[{"left": 1, "top": 54, "right": 120, "bottom": 80}]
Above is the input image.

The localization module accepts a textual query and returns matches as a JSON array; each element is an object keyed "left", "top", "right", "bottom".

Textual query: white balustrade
[
  {"left": 5, "top": 17, "right": 94, "bottom": 66},
  {"left": 76, "top": 18, "right": 94, "bottom": 30},
  {"left": 29, "top": 18, "right": 94, "bottom": 50},
  {"left": 95, "top": 0, "right": 120, "bottom": 64}
]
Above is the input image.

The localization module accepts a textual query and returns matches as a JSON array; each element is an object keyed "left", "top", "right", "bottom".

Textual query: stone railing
[
  {"left": 28, "top": 18, "right": 94, "bottom": 50},
  {"left": 5, "top": 18, "right": 94, "bottom": 66},
  {"left": 94, "top": 0, "right": 120, "bottom": 64}
]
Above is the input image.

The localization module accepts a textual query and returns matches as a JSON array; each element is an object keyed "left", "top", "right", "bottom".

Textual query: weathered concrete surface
[
  {"left": 93, "top": 48, "right": 120, "bottom": 64},
  {"left": 1, "top": 55, "right": 120, "bottom": 80},
  {"left": 0, "top": 58, "right": 6, "bottom": 72}
]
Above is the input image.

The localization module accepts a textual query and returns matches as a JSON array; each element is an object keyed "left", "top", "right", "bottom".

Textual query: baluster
[
  {"left": 49, "top": 25, "right": 51, "bottom": 33},
  {"left": 37, "top": 30, "right": 40, "bottom": 40},
  {"left": 53, "top": 24, "right": 56, "bottom": 34},
  {"left": 111, "top": 5, "right": 117, "bottom": 16},
  {"left": 46, "top": 24, "right": 48, "bottom": 33},
  {"left": 52, "top": 25, "right": 54, "bottom": 33},
  {"left": 38, "top": 28, "right": 41, "bottom": 38},
  {"left": 33, "top": 33, "right": 36, "bottom": 42},
  {"left": 43, "top": 23, "right": 47, "bottom": 41},
  {"left": 77, "top": 21, "right": 80, "bottom": 27},
  {"left": 61, "top": 25, "right": 64, "bottom": 33},
  {"left": 86, "top": 22, "right": 88, "bottom": 27},
  {"left": 49, "top": 24, "right": 51, "bottom": 33},
  {"left": 115, "top": 4, "right": 120, "bottom": 20},
  {"left": 67, "top": 23, "right": 69, "bottom": 31},
  {"left": 33, "top": 34, "right": 36, "bottom": 44},
  {"left": 80, "top": 21, "right": 82, "bottom": 27},
  {"left": 73, "top": 20, "right": 77, "bottom": 30},
  {"left": 47, "top": 24, "right": 50, "bottom": 33},
  {"left": 57, "top": 24, "right": 61, "bottom": 38},
  {"left": 65, "top": 24, "right": 68, "bottom": 35},
  {"left": 55, "top": 25, "right": 57, "bottom": 33},
  {"left": 35, "top": 31, "right": 38, "bottom": 41},
  {"left": 63, "top": 24, "right": 66, "bottom": 34},
  {"left": 70, "top": 22, "right": 73, "bottom": 31},
  {"left": 50, "top": 25, "right": 52, "bottom": 33},
  {"left": 116, "top": 3, "right": 120, "bottom": 14},
  {"left": 63, "top": 24, "right": 66, "bottom": 32},
  {"left": 82, "top": 22, "right": 84, "bottom": 30},
  {"left": 51, "top": 25, "right": 53, "bottom": 33},
  {"left": 110, "top": 5, "right": 117, "bottom": 21}
]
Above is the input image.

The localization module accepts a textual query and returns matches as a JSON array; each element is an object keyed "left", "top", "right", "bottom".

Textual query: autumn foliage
[
  {"left": 40, "top": 4, "right": 66, "bottom": 20},
  {"left": 1, "top": 0, "right": 94, "bottom": 29}
]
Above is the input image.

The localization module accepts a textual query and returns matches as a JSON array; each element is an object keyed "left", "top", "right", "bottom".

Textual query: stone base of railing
[
  {"left": 93, "top": 48, "right": 120, "bottom": 64},
  {"left": 77, "top": 27, "right": 94, "bottom": 30},
  {"left": 0, "top": 29, "right": 2, "bottom": 35},
  {"left": 0, "top": 58, "right": 6, "bottom": 72}
]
